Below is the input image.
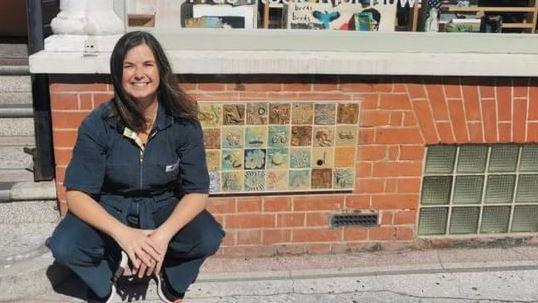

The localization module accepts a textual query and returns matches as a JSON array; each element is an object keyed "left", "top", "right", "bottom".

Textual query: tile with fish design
[
  {"left": 222, "top": 149, "right": 243, "bottom": 170},
  {"left": 223, "top": 104, "right": 245, "bottom": 125},
  {"left": 245, "top": 126, "right": 267, "bottom": 148},
  {"left": 246, "top": 103, "right": 268, "bottom": 125},
  {"left": 203, "top": 128, "right": 220, "bottom": 149},
  {"left": 314, "top": 103, "right": 336, "bottom": 125},
  {"left": 244, "top": 149, "right": 266, "bottom": 170},
  {"left": 205, "top": 150, "right": 221, "bottom": 172},
  {"left": 311, "top": 168, "right": 332, "bottom": 189},
  {"left": 198, "top": 103, "right": 222, "bottom": 128},
  {"left": 269, "top": 103, "right": 291, "bottom": 124},
  {"left": 337, "top": 103, "right": 359, "bottom": 124},
  {"left": 268, "top": 125, "right": 290, "bottom": 148},
  {"left": 311, "top": 147, "right": 334, "bottom": 169},
  {"left": 289, "top": 170, "right": 310, "bottom": 190},
  {"left": 313, "top": 126, "right": 335, "bottom": 147},
  {"left": 266, "top": 148, "right": 289, "bottom": 169},
  {"left": 334, "top": 147, "right": 355, "bottom": 167},
  {"left": 290, "top": 126, "right": 312, "bottom": 147},
  {"left": 265, "top": 170, "right": 288, "bottom": 191},
  {"left": 244, "top": 170, "right": 265, "bottom": 192},
  {"left": 221, "top": 127, "right": 244, "bottom": 149},
  {"left": 335, "top": 125, "right": 358, "bottom": 147},
  {"left": 209, "top": 172, "right": 220, "bottom": 193},
  {"left": 289, "top": 148, "right": 311, "bottom": 169},
  {"left": 221, "top": 171, "right": 244, "bottom": 192},
  {"left": 291, "top": 103, "right": 313, "bottom": 124},
  {"left": 333, "top": 168, "right": 354, "bottom": 189}
]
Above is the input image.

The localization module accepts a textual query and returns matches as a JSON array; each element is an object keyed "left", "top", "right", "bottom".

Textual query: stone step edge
[
  {"left": 0, "top": 104, "right": 33, "bottom": 118},
  {"left": 0, "top": 65, "right": 30, "bottom": 75},
  {"left": 0, "top": 181, "right": 57, "bottom": 202}
]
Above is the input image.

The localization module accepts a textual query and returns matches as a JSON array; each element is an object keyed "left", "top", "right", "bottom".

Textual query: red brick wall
[{"left": 49, "top": 75, "right": 538, "bottom": 257}]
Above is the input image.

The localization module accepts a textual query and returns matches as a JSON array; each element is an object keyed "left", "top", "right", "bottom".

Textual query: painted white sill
[{"left": 29, "top": 29, "right": 538, "bottom": 76}]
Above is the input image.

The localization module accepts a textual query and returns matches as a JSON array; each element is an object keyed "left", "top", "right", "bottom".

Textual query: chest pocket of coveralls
[{"left": 144, "top": 148, "right": 180, "bottom": 188}]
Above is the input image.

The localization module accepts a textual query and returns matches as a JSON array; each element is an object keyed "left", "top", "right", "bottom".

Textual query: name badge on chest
[{"left": 165, "top": 159, "right": 179, "bottom": 173}]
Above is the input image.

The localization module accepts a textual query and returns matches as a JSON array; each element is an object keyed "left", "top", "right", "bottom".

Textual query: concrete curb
[{"left": 0, "top": 181, "right": 56, "bottom": 202}]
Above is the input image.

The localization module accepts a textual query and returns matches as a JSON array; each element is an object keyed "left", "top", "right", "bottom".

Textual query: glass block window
[{"left": 418, "top": 144, "right": 538, "bottom": 236}]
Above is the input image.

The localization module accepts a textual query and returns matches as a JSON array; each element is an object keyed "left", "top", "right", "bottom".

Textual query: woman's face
[{"left": 122, "top": 43, "right": 160, "bottom": 104}]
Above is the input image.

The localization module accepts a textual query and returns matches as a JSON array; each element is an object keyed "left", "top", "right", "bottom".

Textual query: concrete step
[
  {"left": 0, "top": 169, "right": 35, "bottom": 183},
  {"left": 0, "top": 44, "right": 28, "bottom": 58},
  {"left": 0, "top": 103, "right": 33, "bottom": 117},
  {"left": 0, "top": 75, "right": 32, "bottom": 93},
  {"left": 0, "top": 200, "right": 59, "bottom": 224},
  {"left": 0, "top": 117, "right": 34, "bottom": 136},
  {"left": 0, "top": 145, "right": 33, "bottom": 170},
  {"left": 0, "top": 181, "right": 57, "bottom": 202}
]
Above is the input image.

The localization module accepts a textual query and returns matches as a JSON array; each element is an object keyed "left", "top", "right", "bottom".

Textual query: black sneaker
[{"left": 155, "top": 273, "right": 185, "bottom": 303}]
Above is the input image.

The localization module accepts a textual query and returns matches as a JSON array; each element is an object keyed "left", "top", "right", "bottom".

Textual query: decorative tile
[
  {"left": 221, "top": 171, "right": 244, "bottom": 192},
  {"left": 333, "top": 168, "right": 354, "bottom": 189},
  {"left": 311, "top": 148, "right": 334, "bottom": 169},
  {"left": 314, "top": 103, "right": 336, "bottom": 125},
  {"left": 203, "top": 128, "right": 221, "bottom": 149},
  {"left": 222, "top": 149, "right": 244, "bottom": 170},
  {"left": 291, "top": 103, "right": 314, "bottom": 124},
  {"left": 198, "top": 103, "right": 222, "bottom": 128},
  {"left": 245, "top": 126, "right": 267, "bottom": 148},
  {"left": 291, "top": 126, "right": 312, "bottom": 147},
  {"left": 268, "top": 125, "right": 290, "bottom": 148},
  {"left": 269, "top": 103, "right": 291, "bottom": 124},
  {"left": 265, "top": 170, "right": 288, "bottom": 191},
  {"left": 245, "top": 170, "right": 265, "bottom": 191},
  {"left": 222, "top": 127, "right": 244, "bottom": 149},
  {"left": 313, "top": 126, "right": 335, "bottom": 147},
  {"left": 267, "top": 148, "right": 289, "bottom": 169},
  {"left": 337, "top": 103, "right": 359, "bottom": 124},
  {"left": 335, "top": 125, "right": 358, "bottom": 147},
  {"left": 246, "top": 103, "right": 268, "bottom": 125},
  {"left": 209, "top": 172, "right": 220, "bottom": 193},
  {"left": 289, "top": 170, "right": 310, "bottom": 190},
  {"left": 244, "top": 149, "right": 266, "bottom": 170},
  {"left": 223, "top": 104, "right": 245, "bottom": 125},
  {"left": 334, "top": 147, "right": 355, "bottom": 167},
  {"left": 199, "top": 101, "right": 359, "bottom": 194},
  {"left": 290, "top": 148, "right": 311, "bottom": 169},
  {"left": 206, "top": 150, "right": 221, "bottom": 171},
  {"left": 311, "top": 168, "right": 333, "bottom": 189}
]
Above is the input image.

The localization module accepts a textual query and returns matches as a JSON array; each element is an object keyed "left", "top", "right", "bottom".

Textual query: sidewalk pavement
[{"left": 8, "top": 245, "right": 538, "bottom": 303}]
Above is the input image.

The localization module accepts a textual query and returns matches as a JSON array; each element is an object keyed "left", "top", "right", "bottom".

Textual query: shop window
[
  {"left": 123, "top": 0, "right": 538, "bottom": 33},
  {"left": 418, "top": 144, "right": 538, "bottom": 236}
]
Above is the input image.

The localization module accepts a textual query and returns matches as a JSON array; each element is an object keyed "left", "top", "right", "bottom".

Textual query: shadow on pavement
[{"left": 46, "top": 263, "right": 153, "bottom": 302}]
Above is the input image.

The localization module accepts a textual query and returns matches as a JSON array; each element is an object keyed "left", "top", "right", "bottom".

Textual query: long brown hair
[{"left": 109, "top": 31, "right": 198, "bottom": 131}]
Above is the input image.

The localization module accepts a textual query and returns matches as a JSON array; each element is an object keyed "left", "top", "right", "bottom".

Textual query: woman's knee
[{"left": 195, "top": 232, "right": 223, "bottom": 257}]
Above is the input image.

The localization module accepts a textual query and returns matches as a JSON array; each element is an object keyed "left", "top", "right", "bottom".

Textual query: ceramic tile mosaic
[
  {"left": 292, "top": 103, "right": 314, "bottom": 125},
  {"left": 199, "top": 101, "right": 359, "bottom": 194},
  {"left": 291, "top": 126, "right": 312, "bottom": 147},
  {"left": 222, "top": 127, "right": 244, "bottom": 149},
  {"left": 313, "top": 126, "right": 335, "bottom": 147},
  {"left": 203, "top": 128, "right": 221, "bottom": 149},
  {"left": 199, "top": 103, "right": 222, "bottom": 127},
  {"left": 245, "top": 170, "right": 265, "bottom": 191},
  {"left": 223, "top": 104, "right": 245, "bottom": 125},
  {"left": 335, "top": 125, "right": 358, "bottom": 146},
  {"left": 337, "top": 103, "right": 359, "bottom": 124},
  {"left": 246, "top": 103, "right": 268, "bottom": 125},
  {"left": 245, "top": 126, "right": 267, "bottom": 148},
  {"left": 269, "top": 103, "right": 291, "bottom": 124},
  {"left": 266, "top": 170, "right": 289, "bottom": 191},
  {"left": 206, "top": 150, "right": 221, "bottom": 172}
]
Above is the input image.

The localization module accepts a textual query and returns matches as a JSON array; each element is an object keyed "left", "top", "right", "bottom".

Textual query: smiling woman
[{"left": 46, "top": 31, "right": 224, "bottom": 303}]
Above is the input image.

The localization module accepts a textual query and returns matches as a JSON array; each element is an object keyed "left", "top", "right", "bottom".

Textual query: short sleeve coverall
[{"left": 47, "top": 100, "right": 224, "bottom": 298}]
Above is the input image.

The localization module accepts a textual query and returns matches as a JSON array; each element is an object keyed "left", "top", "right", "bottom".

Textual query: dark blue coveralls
[{"left": 47, "top": 100, "right": 224, "bottom": 298}]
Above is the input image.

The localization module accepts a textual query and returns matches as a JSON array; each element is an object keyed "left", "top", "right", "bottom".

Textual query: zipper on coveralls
[{"left": 138, "top": 130, "right": 158, "bottom": 191}]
